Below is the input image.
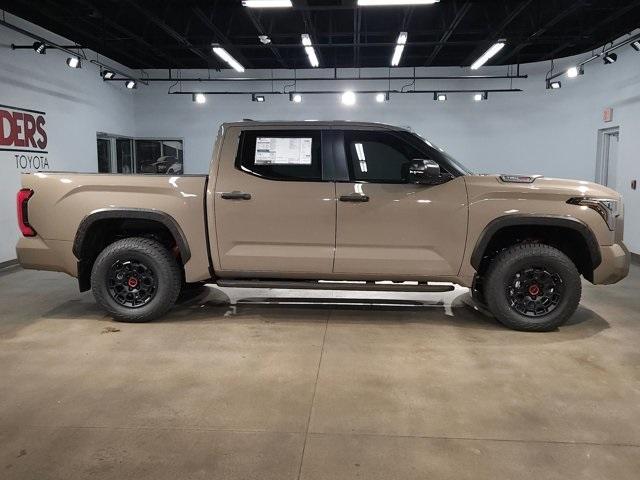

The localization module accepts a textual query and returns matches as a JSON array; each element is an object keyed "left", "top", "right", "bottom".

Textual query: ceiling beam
[
  {"left": 425, "top": 1, "right": 472, "bottom": 66},
  {"left": 462, "top": 0, "right": 533, "bottom": 65},
  {"left": 543, "top": 0, "right": 640, "bottom": 60},
  {"left": 124, "top": 0, "right": 215, "bottom": 68},
  {"left": 500, "top": 0, "right": 588, "bottom": 64},
  {"left": 73, "top": 0, "right": 180, "bottom": 67},
  {"left": 191, "top": 6, "right": 251, "bottom": 68},
  {"left": 243, "top": 8, "right": 288, "bottom": 68}
]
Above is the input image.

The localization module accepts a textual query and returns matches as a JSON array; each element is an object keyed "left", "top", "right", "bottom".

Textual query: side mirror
[{"left": 405, "top": 159, "right": 443, "bottom": 184}]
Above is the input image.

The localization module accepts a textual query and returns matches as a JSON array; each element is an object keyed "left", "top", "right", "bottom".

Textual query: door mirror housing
[{"left": 405, "top": 159, "right": 448, "bottom": 185}]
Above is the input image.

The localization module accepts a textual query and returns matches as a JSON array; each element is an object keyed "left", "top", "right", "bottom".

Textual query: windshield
[{"left": 408, "top": 132, "right": 473, "bottom": 175}]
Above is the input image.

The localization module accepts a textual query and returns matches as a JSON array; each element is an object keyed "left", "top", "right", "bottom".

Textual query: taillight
[{"left": 17, "top": 188, "right": 36, "bottom": 237}]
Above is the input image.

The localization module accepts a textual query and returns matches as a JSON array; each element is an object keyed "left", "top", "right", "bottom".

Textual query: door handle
[
  {"left": 221, "top": 191, "right": 252, "bottom": 200},
  {"left": 339, "top": 193, "right": 369, "bottom": 202}
]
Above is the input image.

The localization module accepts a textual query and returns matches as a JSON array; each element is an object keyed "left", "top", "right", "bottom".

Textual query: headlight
[{"left": 567, "top": 197, "right": 621, "bottom": 230}]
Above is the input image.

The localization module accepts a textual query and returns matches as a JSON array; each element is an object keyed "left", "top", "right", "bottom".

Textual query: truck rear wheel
[
  {"left": 91, "top": 237, "right": 181, "bottom": 322},
  {"left": 484, "top": 243, "right": 581, "bottom": 332}
]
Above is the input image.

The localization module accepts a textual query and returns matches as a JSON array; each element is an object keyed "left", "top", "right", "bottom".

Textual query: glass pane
[
  {"left": 345, "top": 132, "right": 419, "bottom": 183},
  {"left": 116, "top": 138, "right": 133, "bottom": 173},
  {"left": 160, "top": 140, "right": 184, "bottom": 174},
  {"left": 97, "top": 138, "right": 111, "bottom": 173},
  {"left": 135, "top": 140, "right": 163, "bottom": 174}
]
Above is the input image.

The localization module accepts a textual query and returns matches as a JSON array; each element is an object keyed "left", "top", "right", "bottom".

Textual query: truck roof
[{"left": 221, "top": 120, "right": 410, "bottom": 131}]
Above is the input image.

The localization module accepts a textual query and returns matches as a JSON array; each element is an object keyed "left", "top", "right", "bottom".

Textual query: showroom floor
[{"left": 1, "top": 264, "right": 639, "bottom": 479}]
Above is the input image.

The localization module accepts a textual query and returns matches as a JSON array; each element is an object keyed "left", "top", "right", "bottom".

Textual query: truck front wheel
[
  {"left": 91, "top": 237, "right": 182, "bottom": 322},
  {"left": 484, "top": 243, "right": 581, "bottom": 332}
]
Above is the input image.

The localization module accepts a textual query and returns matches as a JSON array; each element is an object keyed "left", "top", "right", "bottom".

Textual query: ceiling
[{"left": 2, "top": 0, "right": 639, "bottom": 70}]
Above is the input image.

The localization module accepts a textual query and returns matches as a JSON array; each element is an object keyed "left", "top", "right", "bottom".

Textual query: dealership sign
[{"left": 0, "top": 104, "right": 50, "bottom": 170}]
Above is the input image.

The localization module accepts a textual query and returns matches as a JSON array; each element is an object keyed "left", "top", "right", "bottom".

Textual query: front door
[
  {"left": 334, "top": 129, "right": 468, "bottom": 278},
  {"left": 214, "top": 128, "right": 336, "bottom": 276}
]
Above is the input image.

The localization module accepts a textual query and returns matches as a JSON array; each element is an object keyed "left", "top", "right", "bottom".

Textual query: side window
[
  {"left": 237, "top": 130, "right": 322, "bottom": 181},
  {"left": 344, "top": 131, "right": 424, "bottom": 183}
]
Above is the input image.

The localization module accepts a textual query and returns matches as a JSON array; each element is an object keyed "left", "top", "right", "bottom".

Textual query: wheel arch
[
  {"left": 470, "top": 215, "right": 601, "bottom": 282},
  {"left": 73, "top": 208, "right": 191, "bottom": 291}
]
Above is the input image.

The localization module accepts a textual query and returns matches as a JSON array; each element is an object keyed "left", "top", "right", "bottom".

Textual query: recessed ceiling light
[
  {"left": 242, "top": 0, "right": 292, "bottom": 7},
  {"left": 212, "top": 44, "right": 245, "bottom": 72},
  {"left": 66, "top": 56, "right": 81, "bottom": 68},
  {"left": 290, "top": 93, "right": 302, "bottom": 103},
  {"left": 470, "top": 40, "right": 505, "bottom": 70},
  {"left": 193, "top": 93, "right": 206, "bottom": 104}
]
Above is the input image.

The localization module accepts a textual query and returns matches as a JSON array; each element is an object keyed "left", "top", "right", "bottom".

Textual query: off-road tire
[
  {"left": 484, "top": 243, "right": 581, "bottom": 332},
  {"left": 91, "top": 237, "right": 181, "bottom": 322}
]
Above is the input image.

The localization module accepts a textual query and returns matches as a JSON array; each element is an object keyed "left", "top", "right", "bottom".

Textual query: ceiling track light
[
  {"left": 470, "top": 40, "right": 506, "bottom": 70},
  {"left": 242, "top": 0, "right": 292, "bottom": 7},
  {"left": 358, "top": 0, "right": 440, "bottom": 5},
  {"left": 566, "top": 65, "right": 584, "bottom": 78},
  {"left": 433, "top": 93, "right": 447, "bottom": 102},
  {"left": 376, "top": 92, "right": 389, "bottom": 103},
  {"left": 391, "top": 31, "right": 407, "bottom": 67},
  {"left": 290, "top": 93, "right": 302, "bottom": 103},
  {"left": 301, "top": 34, "right": 320, "bottom": 68},
  {"left": 546, "top": 80, "right": 561, "bottom": 89},
  {"left": 192, "top": 93, "right": 206, "bottom": 104},
  {"left": 632, "top": 41, "right": 640, "bottom": 52},
  {"left": 32, "top": 41, "right": 46, "bottom": 54},
  {"left": 252, "top": 93, "right": 266, "bottom": 102},
  {"left": 125, "top": 80, "right": 137, "bottom": 89},
  {"left": 473, "top": 92, "right": 488, "bottom": 101},
  {"left": 101, "top": 70, "right": 115, "bottom": 80},
  {"left": 212, "top": 44, "right": 245, "bottom": 72},
  {"left": 603, "top": 52, "right": 617, "bottom": 64},
  {"left": 66, "top": 56, "right": 81, "bottom": 68}
]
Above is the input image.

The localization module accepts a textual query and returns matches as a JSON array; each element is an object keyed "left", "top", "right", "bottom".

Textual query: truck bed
[{"left": 17, "top": 172, "right": 210, "bottom": 282}]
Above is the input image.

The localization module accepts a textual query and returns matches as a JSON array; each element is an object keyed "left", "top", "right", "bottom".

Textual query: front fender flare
[{"left": 470, "top": 214, "right": 601, "bottom": 270}]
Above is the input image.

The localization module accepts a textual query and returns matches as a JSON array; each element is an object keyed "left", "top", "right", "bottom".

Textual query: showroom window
[
  {"left": 96, "top": 135, "right": 184, "bottom": 174},
  {"left": 237, "top": 130, "right": 322, "bottom": 181},
  {"left": 344, "top": 131, "right": 425, "bottom": 183}
]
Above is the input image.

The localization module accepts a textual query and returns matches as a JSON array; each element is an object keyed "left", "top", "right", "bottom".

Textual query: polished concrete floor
[{"left": 1, "top": 264, "right": 639, "bottom": 479}]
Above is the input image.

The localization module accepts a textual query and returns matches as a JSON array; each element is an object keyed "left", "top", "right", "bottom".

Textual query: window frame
[
  {"left": 235, "top": 129, "right": 331, "bottom": 182},
  {"left": 95, "top": 133, "right": 185, "bottom": 174}
]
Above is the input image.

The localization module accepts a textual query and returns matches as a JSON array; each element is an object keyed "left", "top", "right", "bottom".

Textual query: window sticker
[{"left": 255, "top": 137, "right": 312, "bottom": 165}]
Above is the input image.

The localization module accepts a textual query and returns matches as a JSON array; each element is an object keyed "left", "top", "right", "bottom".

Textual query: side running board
[{"left": 216, "top": 279, "right": 454, "bottom": 292}]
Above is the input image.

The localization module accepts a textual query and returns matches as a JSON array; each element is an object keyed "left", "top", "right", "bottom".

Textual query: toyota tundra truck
[{"left": 15, "top": 121, "right": 630, "bottom": 331}]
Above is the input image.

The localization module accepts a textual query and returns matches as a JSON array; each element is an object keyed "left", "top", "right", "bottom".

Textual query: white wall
[
  {"left": 1, "top": 11, "right": 639, "bottom": 261},
  {"left": 0, "top": 13, "right": 137, "bottom": 262}
]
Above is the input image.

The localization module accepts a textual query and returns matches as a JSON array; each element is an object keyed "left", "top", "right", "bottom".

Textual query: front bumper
[{"left": 593, "top": 242, "right": 630, "bottom": 285}]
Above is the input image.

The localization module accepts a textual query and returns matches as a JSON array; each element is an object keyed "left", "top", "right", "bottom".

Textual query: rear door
[
  {"left": 214, "top": 128, "right": 336, "bottom": 276},
  {"left": 333, "top": 128, "right": 468, "bottom": 278}
]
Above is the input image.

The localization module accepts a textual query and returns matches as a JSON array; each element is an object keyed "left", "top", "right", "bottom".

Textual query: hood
[{"left": 468, "top": 174, "right": 622, "bottom": 201}]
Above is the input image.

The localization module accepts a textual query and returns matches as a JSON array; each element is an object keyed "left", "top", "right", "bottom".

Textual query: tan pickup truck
[{"left": 16, "top": 121, "right": 629, "bottom": 331}]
